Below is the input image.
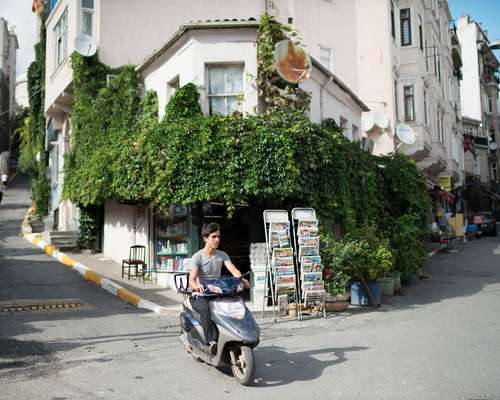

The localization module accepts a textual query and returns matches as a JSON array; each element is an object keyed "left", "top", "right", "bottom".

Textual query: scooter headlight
[{"left": 211, "top": 300, "right": 245, "bottom": 319}]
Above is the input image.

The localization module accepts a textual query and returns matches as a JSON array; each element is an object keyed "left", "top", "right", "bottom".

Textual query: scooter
[{"left": 174, "top": 274, "right": 260, "bottom": 386}]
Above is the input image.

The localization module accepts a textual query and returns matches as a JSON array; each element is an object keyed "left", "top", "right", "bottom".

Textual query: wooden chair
[{"left": 122, "top": 245, "right": 147, "bottom": 280}]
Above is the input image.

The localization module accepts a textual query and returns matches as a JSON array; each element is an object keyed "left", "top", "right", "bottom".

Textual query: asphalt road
[{"left": 1, "top": 176, "right": 500, "bottom": 400}]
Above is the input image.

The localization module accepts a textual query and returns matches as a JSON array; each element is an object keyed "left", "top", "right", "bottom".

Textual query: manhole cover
[{"left": 0, "top": 299, "right": 83, "bottom": 313}]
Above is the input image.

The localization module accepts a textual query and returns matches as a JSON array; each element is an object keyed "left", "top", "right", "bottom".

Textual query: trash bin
[{"left": 496, "top": 222, "right": 500, "bottom": 237}]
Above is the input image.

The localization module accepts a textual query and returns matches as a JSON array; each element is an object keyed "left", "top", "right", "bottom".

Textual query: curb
[
  {"left": 21, "top": 215, "right": 172, "bottom": 314},
  {"left": 426, "top": 245, "right": 445, "bottom": 258}
]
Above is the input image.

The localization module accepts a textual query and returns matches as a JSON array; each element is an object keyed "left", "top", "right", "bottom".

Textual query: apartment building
[
  {"left": 0, "top": 17, "right": 18, "bottom": 177},
  {"left": 456, "top": 15, "right": 500, "bottom": 212}
]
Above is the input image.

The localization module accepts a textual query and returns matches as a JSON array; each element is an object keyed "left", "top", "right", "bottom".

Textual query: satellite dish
[
  {"left": 396, "top": 123, "right": 416, "bottom": 145},
  {"left": 373, "top": 112, "right": 389, "bottom": 130},
  {"left": 75, "top": 33, "right": 97, "bottom": 57},
  {"left": 274, "top": 39, "right": 311, "bottom": 84}
]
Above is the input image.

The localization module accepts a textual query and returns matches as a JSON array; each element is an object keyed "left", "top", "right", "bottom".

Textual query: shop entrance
[{"left": 201, "top": 202, "right": 267, "bottom": 278}]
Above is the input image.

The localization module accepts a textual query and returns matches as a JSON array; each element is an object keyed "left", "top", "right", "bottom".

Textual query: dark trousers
[{"left": 191, "top": 296, "right": 218, "bottom": 344}]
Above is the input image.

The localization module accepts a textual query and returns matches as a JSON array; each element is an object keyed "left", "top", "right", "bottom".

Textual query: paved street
[{"left": 1, "top": 176, "right": 500, "bottom": 400}]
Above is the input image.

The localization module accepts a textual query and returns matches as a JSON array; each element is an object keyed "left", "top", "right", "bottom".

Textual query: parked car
[{"left": 470, "top": 212, "right": 497, "bottom": 236}]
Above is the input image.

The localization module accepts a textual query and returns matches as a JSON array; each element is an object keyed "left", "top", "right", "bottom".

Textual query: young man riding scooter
[{"left": 189, "top": 222, "right": 250, "bottom": 355}]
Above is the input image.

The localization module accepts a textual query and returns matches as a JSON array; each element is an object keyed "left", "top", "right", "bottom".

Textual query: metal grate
[{"left": 0, "top": 299, "right": 83, "bottom": 313}]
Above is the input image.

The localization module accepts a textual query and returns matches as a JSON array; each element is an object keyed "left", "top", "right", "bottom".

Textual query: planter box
[
  {"left": 325, "top": 300, "right": 349, "bottom": 312},
  {"left": 378, "top": 277, "right": 394, "bottom": 296},
  {"left": 351, "top": 281, "right": 381, "bottom": 306}
]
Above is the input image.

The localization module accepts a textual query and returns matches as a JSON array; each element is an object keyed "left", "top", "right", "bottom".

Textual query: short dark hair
[{"left": 202, "top": 222, "right": 221, "bottom": 238}]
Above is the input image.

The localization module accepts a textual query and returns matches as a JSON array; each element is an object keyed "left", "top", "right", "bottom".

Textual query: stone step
[{"left": 45, "top": 230, "right": 80, "bottom": 250}]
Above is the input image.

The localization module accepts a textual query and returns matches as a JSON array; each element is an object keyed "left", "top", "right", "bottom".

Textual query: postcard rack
[
  {"left": 291, "top": 208, "right": 326, "bottom": 320},
  {"left": 262, "top": 210, "right": 298, "bottom": 322}
]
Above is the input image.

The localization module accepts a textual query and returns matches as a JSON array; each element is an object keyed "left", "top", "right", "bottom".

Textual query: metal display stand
[
  {"left": 262, "top": 210, "right": 298, "bottom": 322},
  {"left": 291, "top": 208, "right": 326, "bottom": 320}
]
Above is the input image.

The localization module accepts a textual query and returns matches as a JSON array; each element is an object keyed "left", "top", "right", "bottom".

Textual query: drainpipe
[{"left": 319, "top": 76, "right": 332, "bottom": 121}]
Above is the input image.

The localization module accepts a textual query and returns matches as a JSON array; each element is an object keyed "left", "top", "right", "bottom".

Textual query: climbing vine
[
  {"left": 63, "top": 13, "right": 430, "bottom": 270},
  {"left": 18, "top": 7, "right": 49, "bottom": 215}
]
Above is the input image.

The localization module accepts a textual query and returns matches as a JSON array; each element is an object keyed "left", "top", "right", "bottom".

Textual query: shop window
[
  {"left": 403, "top": 85, "right": 415, "bottom": 122},
  {"left": 207, "top": 65, "right": 243, "bottom": 116},
  {"left": 400, "top": 8, "right": 411, "bottom": 46},
  {"left": 54, "top": 9, "right": 68, "bottom": 68}
]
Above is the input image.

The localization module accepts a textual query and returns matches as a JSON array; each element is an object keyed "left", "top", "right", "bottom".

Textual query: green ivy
[{"left": 18, "top": 8, "right": 49, "bottom": 216}]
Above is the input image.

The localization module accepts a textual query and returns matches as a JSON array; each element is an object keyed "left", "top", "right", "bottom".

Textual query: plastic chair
[{"left": 122, "top": 245, "right": 147, "bottom": 280}]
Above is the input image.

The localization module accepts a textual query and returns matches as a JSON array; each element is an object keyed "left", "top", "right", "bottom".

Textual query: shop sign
[{"left": 438, "top": 176, "right": 452, "bottom": 192}]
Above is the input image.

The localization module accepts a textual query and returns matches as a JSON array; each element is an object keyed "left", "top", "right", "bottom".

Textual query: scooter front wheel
[{"left": 230, "top": 345, "right": 255, "bottom": 386}]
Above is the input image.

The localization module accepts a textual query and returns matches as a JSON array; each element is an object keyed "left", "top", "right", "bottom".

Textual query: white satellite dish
[
  {"left": 396, "top": 123, "right": 416, "bottom": 145},
  {"left": 74, "top": 33, "right": 97, "bottom": 57},
  {"left": 373, "top": 112, "right": 389, "bottom": 130},
  {"left": 273, "top": 39, "right": 312, "bottom": 84}
]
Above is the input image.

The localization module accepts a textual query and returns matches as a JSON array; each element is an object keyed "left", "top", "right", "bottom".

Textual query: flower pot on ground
[
  {"left": 401, "top": 274, "right": 418, "bottom": 286},
  {"left": 388, "top": 271, "right": 401, "bottom": 290},
  {"left": 378, "top": 276, "right": 394, "bottom": 296},
  {"left": 324, "top": 292, "right": 350, "bottom": 312},
  {"left": 351, "top": 281, "right": 381, "bottom": 306}
]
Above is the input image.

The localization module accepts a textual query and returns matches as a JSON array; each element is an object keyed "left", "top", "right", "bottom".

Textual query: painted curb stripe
[
  {"left": 100, "top": 278, "right": 120, "bottom": 296},
  {"left": 84, "top": 270, "right": 102, "bottom": 286},
  {"left": 73, "top": 262, "right": 90, "bottom": 276},
  {"left": 21, "top": 226, "right": 167, "bottom": 314},
  {"left": 116, "top": 288, "right": 141, "bottom": 306}
]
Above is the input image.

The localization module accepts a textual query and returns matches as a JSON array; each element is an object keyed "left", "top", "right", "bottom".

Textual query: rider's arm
[
  {"left": 189, "top": 267, "right": 204, "bottom": 292},
  {"left": 225, "top": 261, "right": 250, "bottom": 288}
]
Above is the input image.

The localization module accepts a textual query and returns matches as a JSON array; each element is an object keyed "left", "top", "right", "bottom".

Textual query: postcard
[{"left": 273, "top": 247, "right": 293, "bottom": 258}]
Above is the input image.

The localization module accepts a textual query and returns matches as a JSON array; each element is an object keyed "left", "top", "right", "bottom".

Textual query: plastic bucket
[
  {"left": 378, "top": 277, "right": 394, "bottom": 296},
  {"left": 401, "top": 274, "right": 417, "bottom": 286},
  {"left": 351, "top": 281, "right": 381, "bottom": 305}
]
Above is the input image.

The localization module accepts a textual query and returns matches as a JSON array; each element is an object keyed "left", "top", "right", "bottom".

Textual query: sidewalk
[{"left": 62, "top": 250, "right": 186, "bottom": 313}]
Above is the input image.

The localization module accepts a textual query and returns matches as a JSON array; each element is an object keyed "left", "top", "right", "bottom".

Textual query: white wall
[
  {"left": 143, "top": 29, "right": 258, "bottom": 118},
  {"left": 104, "top": 201, "right": 149, "bottom": 264},
  {"left": 457, "top": 17, "right": 482, "bottom": 121}
]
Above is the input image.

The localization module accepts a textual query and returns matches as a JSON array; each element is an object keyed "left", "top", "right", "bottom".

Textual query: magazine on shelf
[
  {"left": 278, "top": 231, "right": 290, "bottom": 247},
  {"left": 302, "top": 281, "right": 325, "bottom": 291},
  {"left": 299, "top": 237, "right": 320, "bottom": 247},
  {"left": 272, "top": 256, "right": 294, "bottom": 267},
  {"left": 270, "top": 222, "right": 289, "bottom": 231},
  {"left": 303, "top": 289, "right": 326, "bottom": 308},
  {"left": 274, "top": 266, "right": 296, "bottom": 275},
  {"left": 301, "top": 264, "right": 323, "bottom": 273},
  {"left": 275, "top": 274, "right": 296, "bottom": 288},
  {"left": 297, "top": 219, "right": 318, "bottom": 229},
  {"left": 272, "top": 247, "right": 293, "bottom": 258},
  {"left": 299, "top": 245, "right": 319, "bottom": 257},
  {"left": 302, "top": 271, "right": 323, "bottom": 283},
  {"left": 301, "top": 255, "right": 321, "bottom": 265},
  {"left": 298, "top": 227, "right": 319, "bottom": 237}
]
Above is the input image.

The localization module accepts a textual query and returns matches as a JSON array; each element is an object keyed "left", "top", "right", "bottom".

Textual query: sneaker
[{"left": 209, "top": 341, "right": 217, "bottom": 355}]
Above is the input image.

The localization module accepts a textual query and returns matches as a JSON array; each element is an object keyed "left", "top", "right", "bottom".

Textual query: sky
[{"left": 0, "top": 0, "right": 499, "bottom": 79}]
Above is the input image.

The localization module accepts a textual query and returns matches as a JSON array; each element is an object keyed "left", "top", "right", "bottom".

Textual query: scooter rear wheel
[{"left": 230, "top": 345, "right": 255, "bottom": 386}]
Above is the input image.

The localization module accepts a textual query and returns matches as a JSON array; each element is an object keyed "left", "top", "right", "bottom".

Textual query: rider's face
[{"left": 205, "top": 231, "right": 220, "bottom": 249}]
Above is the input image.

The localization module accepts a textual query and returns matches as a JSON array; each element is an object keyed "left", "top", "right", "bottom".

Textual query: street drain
[{"left": 0, "top": 299, "right": 83, "bottom": 313}]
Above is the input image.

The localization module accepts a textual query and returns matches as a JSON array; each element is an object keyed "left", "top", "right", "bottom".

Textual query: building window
[
  {"left": 438, "top": 58, "right": 441, "bottom": 83},
  {"left": 319, "top": 46, "right": 333, "bottom": 71},
  {"left": 400, "top": 8, "right": 412, "bottom": 46},
  {"left": 339, "top": 116, "right": 349, "bottom": 138},
  {"left": 352, "top": 124, "right": 359, "bottom": 142},
  {"left": 81, "top": 0, "right": 94, "bottom": 36},
  {"left": 424, "top": 89, "right": 428, "bottom": 126},
  {"left": 425, "top": 40, "right": 428, "bottom": 70},
  {"left": 391, "top": 2, "right": 396, "bottom": 39},
  {"left": 207, "top": 65, "right": 243, "bottom": 116},
  {"left": 418, "top": 14, "right": 423, "bottom": 51},
  {"left": 167, "top": 76, "right": 180, "bottom": 102},
  {"left": 54, "top": 9, "right": 68, "bottom": 68},
  {"left": 403, "top": 85, "right": 415, "bottom": 122},
  {"left": 487, "top": 95, "right": 493, "bottom": 113}
]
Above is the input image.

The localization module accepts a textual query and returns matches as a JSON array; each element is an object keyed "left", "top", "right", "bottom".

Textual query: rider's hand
[
  {"left": 242, "top": 278, "right": 251, "bottom": 289},
  {"left": 195, "top": 283, "right": 205, "bottom": 293}
]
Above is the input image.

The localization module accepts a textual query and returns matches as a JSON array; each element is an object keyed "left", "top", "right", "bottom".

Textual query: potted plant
[
  {"left": 389, "top": 215, "right": 426, "bottom": 285},
  {"left": 322, "top": 267, "right": 350, "bottom": 311}
]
